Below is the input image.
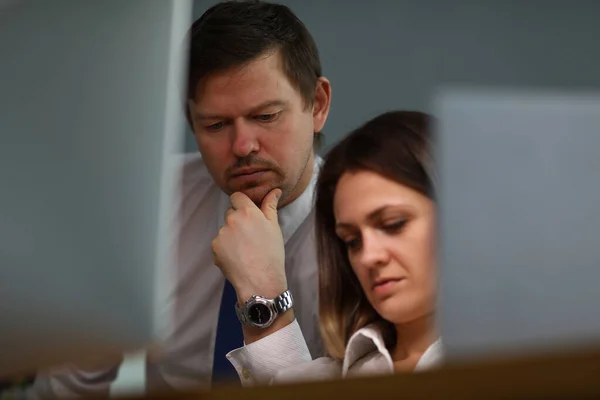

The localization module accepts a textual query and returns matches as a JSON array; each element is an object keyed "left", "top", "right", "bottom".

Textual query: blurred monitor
[
  {"left": 436, "top": 87, "right": 600, "bottom": 364},
  {"left": 0, "top": 0, "right": 191, "bottom": 377}
]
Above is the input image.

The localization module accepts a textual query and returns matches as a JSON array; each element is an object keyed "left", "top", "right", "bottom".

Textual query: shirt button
[{"left": 242, "top": 368, "right": 252, "bottom": 379}]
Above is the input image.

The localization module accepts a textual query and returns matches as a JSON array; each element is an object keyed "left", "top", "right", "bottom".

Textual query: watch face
[{"left": 248, "top": 303, "right": 272, "bottom": 325}]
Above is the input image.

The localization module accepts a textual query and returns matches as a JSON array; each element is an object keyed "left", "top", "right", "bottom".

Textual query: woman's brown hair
[{"left": 315, "top": 110, "right": 436, "bottom": 359}]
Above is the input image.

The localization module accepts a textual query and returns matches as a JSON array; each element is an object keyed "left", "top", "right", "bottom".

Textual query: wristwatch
[{"left": 235, "top": 290, "right": 294, "bottom": 329}]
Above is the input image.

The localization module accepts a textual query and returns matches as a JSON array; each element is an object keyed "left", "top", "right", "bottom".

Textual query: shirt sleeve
[{"left": 226, "top": 319, "right": 312, "bottom": 387}]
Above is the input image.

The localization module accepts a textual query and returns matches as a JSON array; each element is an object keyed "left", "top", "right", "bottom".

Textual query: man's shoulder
[
  {"left": 178, "top": 153, "right": 212, "bottom": 186},
  {"left": 174, "top": 153, "right": 223, "bottom": 217}
]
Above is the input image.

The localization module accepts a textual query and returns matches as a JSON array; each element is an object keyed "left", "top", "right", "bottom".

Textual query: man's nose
[{"left": 231, "top": 120, "right": 259, "bottom": 158}]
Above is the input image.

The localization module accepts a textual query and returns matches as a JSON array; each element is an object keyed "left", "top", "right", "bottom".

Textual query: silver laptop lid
[{"left": 0, "top": 0, "right": 190, "bottom": 376}]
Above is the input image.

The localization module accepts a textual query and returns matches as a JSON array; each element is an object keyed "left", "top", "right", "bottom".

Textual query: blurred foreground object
[
  {"left": 0, "top": 0, "right": 190, "bottom": 378},
  {"left": 107, "top": 347, "right": 600, "bottom": 399},
  {"left": 436, "top": 87, "right": 600, "bottom": 364}
]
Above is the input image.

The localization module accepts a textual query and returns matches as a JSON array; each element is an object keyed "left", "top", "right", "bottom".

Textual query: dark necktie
[{"left": 212, "top": 279, "right": 244, "bottom": 386}]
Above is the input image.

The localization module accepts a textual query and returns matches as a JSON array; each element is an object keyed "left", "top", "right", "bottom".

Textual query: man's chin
[{"left": 231, "top": 185, "right": 273, "bottom": 206}]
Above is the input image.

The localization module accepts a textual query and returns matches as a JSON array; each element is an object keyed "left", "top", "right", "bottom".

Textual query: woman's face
[{"left": 333, "top": 170, "right": 436, "bottom": 325}]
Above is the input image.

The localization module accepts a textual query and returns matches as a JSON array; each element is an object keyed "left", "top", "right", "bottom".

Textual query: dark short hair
[
  {"left": 314, "top": 111, "right": 437, "bottom": 359},
  {"left": 186, "top": 0, "right": 323, "bottom": 146}
]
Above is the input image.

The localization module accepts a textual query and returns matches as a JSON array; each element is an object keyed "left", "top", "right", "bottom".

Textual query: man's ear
[{"left": 312, "top": 77, "right": 331, "bottom": 133}]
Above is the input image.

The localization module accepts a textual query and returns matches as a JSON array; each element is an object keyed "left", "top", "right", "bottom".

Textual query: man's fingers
[
  {"left": 211, "top": 237, "right": 220, "bottom": 266},
  {"left": 260, "top": 188, "right": 282, "bottom": 222},
  {"left": 229, "top": 192, "right": 255, "bottom": 210}
]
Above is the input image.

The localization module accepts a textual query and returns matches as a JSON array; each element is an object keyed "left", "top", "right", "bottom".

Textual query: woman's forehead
[{"left": 333, "top": 171, "right": 428, "bottom": 224}]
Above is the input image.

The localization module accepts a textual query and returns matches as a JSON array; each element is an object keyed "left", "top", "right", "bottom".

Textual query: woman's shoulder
[{"left": 271, "top": 356, "right": 343, "bottom": 385}]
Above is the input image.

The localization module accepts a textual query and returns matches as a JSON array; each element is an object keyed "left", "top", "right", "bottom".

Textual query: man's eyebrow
[
  {"left": 192, "top": 99, "right": 288, "bottom": 121},
  {"left": 247, "top": 99, "right": 288, "bottom": 114}
]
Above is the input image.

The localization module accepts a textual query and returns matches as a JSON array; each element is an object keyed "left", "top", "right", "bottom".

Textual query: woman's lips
[{"left": 372, "top": 278, "right": 405, "bottom": 295}]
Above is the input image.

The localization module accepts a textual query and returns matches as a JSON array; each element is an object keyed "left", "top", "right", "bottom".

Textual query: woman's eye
[
  {"left": 383, "top": 220, "right": 407, "bottom": 233},
  {"left": 344, "top": 238, "right": 360, "bottom": 250}
]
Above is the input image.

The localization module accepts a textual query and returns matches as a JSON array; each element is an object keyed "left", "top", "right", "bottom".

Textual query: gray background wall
[{"left": 184, "top": 0, "right": 600, "bottom": 154}]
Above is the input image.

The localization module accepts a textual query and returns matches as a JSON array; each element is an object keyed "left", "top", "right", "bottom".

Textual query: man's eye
[
  {"left": 255, "top": 113, "right": 279, "bottom": 122},
  {"left": 205, "top": 121, "right": 225, "bottom": 131}
]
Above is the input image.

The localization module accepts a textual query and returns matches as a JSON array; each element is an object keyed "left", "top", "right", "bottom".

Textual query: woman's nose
[{"left": 358, "top": 232, "right": 390, "bottom": 269}]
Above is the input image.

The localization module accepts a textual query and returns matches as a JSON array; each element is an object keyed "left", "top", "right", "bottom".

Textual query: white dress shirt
[
  {"left": 25, "top": 154, "right": 323, "bottom": 398},
  {"left": 232, "top": 323, "right": 443, "bottom": 386}
]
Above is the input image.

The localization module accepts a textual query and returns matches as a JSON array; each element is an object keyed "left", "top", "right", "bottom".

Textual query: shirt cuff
[{"left": 226, "top": 319, "right": 312, "bottom": 387}]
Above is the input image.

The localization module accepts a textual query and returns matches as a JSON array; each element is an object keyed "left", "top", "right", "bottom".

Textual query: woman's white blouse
[{"left": 270, "top": 323, "right": 443, "bottom": 385}]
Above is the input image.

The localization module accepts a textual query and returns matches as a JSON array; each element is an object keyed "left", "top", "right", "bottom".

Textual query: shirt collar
[
  {"left": 217, "top": 156, "right": 323, "bottom": 244},
  {"left": 342, "top": 323, "right": 443, "bottom": 376},
  {"left": 342, "top": 324, "right": 394, "bottom": 375}
]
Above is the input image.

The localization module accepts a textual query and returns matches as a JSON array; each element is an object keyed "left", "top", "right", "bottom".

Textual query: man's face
[{"left": 188, "top": 51, "right": 330, "bottom": 207}]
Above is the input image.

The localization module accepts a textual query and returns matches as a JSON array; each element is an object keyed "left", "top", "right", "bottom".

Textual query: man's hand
[
  {"left": 212, "top": 188, "right": 294, "bottom": 343},
  {"left": 212, "top": 188, "right": 287, "bottom": 304}
]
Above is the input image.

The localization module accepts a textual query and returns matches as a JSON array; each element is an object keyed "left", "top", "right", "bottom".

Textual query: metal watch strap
[
  {"left": 274, "top": 290, "right": 293, "bottom": 314},
  {"left": 235, "top": 304, "right": 248, "bottom": 325}
]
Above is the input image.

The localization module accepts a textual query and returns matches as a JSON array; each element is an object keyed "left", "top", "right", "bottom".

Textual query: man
[{"left": 25, "top": 0, "right": 331, "bottom": 397}]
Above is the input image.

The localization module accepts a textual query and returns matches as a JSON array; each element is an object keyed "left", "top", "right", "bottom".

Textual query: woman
[{"left": 273, "top": 110, "right": 442, "bottom": 383}]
